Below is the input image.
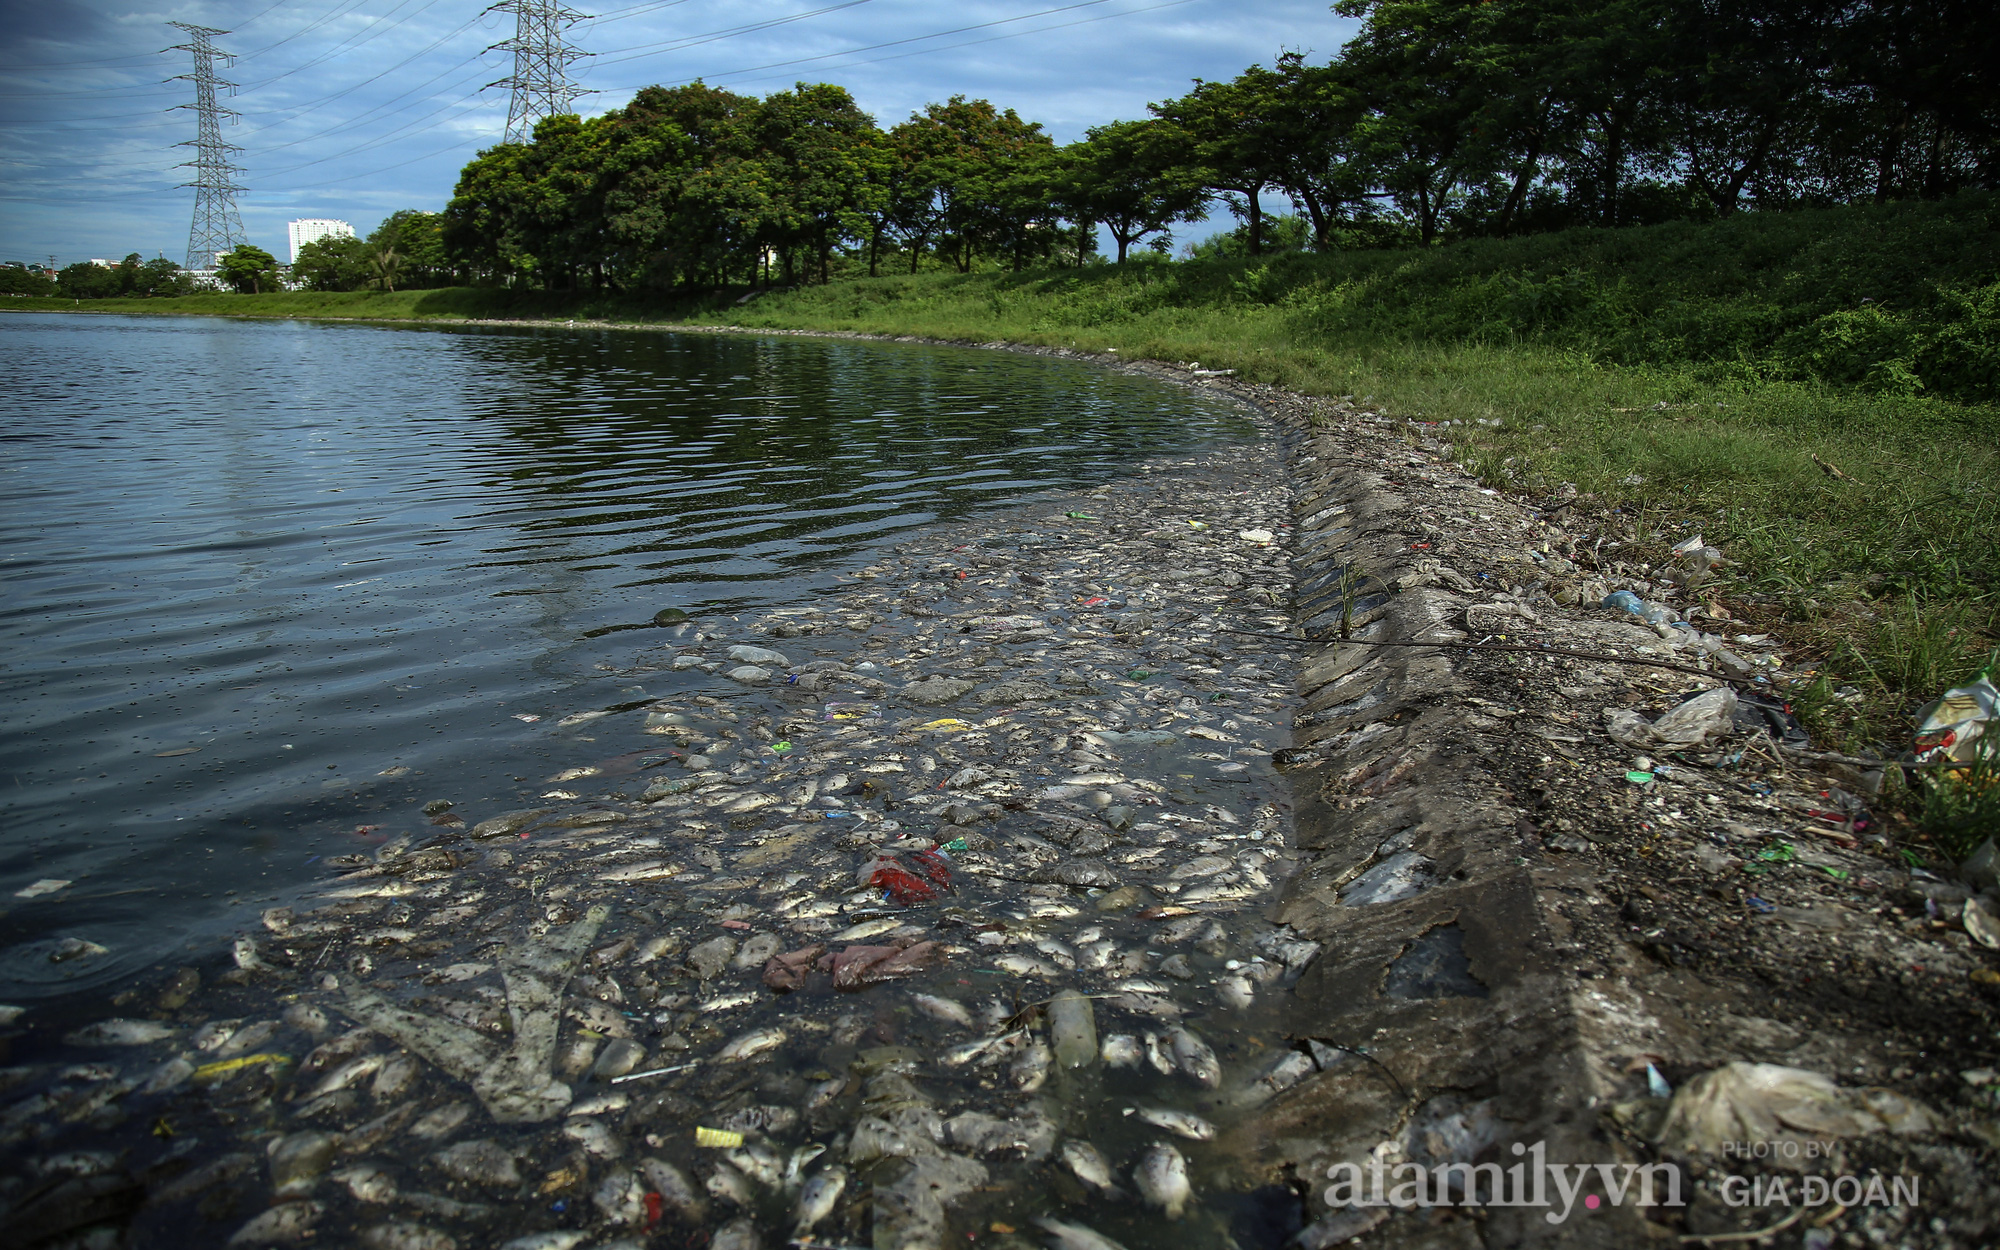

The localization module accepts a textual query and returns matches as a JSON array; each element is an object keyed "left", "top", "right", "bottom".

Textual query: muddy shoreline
[{"left": 2, "top": 333, "right": 1995, "bottom": 1250}]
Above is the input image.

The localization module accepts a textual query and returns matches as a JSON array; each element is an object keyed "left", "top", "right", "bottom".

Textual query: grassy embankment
[{"left": 14, "top": 196, "right": 1998, "bottom": 843}]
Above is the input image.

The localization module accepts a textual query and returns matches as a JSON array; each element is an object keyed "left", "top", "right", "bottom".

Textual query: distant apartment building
[{"left": 287, "top": 219, "right": 355, "bottom": 264}]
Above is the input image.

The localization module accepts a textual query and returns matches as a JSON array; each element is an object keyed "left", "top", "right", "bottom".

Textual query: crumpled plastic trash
[
  {"left": 861, "top": 848, "right": 954, "bottom": 905},
  {"left": 1912, "top": 672, "right": 1997, "bottom": 767},
  {"left": 1605, "top": 687, "right": 1739, "bottom": 751},
  {"left": 1653, "top": 1061, "right": 1937, "bottom": 1169},
  {"left": 817, "top": 941, "right": 944, "bottom": 989},
  {"left": 760, "top": 944, "right": 826, "bottom": 993}
]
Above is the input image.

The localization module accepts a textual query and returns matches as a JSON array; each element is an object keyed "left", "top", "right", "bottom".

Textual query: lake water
[{"left": 0, "top": 313, "right": 1252, "bottom": 1002}]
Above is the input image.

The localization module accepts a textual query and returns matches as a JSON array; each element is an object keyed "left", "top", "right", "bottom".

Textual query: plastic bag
[
  {"left": 1605, "top": 687, "right": 1739, "bottom": 751},
  {"left": 1912, "top": 673, "right": 1997, "bottom": 767},
  {"left": 860, "top": 848, "right": 954, "bottom": 905}
]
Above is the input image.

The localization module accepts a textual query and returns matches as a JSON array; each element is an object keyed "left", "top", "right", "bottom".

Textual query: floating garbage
[{"left": 862, "top": 847, "right": 955, "bottom": 905}]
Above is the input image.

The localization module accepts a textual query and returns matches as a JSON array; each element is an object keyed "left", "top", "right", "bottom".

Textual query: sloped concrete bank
[{"left": 1230, "top": 390, "right": 1998, "bottom": 1250}]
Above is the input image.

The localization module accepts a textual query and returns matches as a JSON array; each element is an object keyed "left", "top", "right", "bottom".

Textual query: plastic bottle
[{"left": 1604, "top": 589, "right": 1679, "bottom": 628}]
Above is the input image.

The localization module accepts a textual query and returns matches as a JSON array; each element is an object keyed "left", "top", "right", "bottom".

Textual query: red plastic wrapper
[{"left": 862, "top": 848, "right": 954, "bottom": 905}]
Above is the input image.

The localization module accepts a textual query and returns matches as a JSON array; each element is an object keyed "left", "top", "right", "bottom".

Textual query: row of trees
[
  {"left": 439, "top": 0, "right": 1996, "bottom": 288},
  {"left": 0, "top": 255, "right": 196, "bottom": 299},
  {"left": 290, "top": 211, "right": 450, "bottom": 292}
]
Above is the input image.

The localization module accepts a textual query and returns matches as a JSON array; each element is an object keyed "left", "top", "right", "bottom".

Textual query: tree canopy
[{"left": 436, "top": 1, "right": 1996, "bottom": 289}]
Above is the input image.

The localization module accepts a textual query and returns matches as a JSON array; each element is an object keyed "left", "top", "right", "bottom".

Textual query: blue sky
[{"left": 0, "top": 0, "right": 1356, "bottom": 266}]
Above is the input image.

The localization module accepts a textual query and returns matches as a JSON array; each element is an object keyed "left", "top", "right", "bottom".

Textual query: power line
[
  {"left": 166, "top": 22, "right": 247, "bottom": 270},
  {"left": 596, "top": 0, "right": 1120, "bottom": 79}
]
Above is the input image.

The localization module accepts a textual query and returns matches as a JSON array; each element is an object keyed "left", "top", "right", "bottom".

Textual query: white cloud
[{"left": 0, "top": 0, "right": 1355, "bottom": 263}]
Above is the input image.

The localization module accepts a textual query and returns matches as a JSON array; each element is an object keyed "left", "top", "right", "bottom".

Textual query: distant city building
[{"left": 287, "top": 219, "right": 354, "bottom": 264}]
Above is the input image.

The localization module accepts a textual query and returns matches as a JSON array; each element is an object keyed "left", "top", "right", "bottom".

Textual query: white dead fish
[
  {"left": 1035, "top": 1216, "right": 1131, "bottom": 1250},
  {"left": 911, "top": 994, "right": 974, "bottom": 1028},
  {"left": 1133, "top": 1107, "right": 1216, "bottom": 1140},
  {"left": 716, "top": 1026, "right": 786, "bottom": 1062},
  {"left": 1012, "top": 1038, "right": 1053, "bottom": 1091},
  {"left": 638, "top": 1157, "right": 708, "bottom": 1221},
  {"left": 1217, "top": 975, "right": 1255, "bottom": 1010},
  {"left": 792, "top": 1165, "right": 847, "bottom": 1238},
  {"left": 994, "top": 952, "right": 1063, "bottom": 978},
  {"left": 782, "top": 1143, "right": 827, "bottom": 1189},
  {"left": 64, "top": 1019, "right": 178, "bottom": 1046},
  {"left": 725, "top": 1142, "right": 782, "bottom": 1189},
  {"left": 1167, "top": 1026, "right": 1221, "bottom": 1088},
  {"left": 191, "top": 1019, "right": 243, "bottom": 1051},
  {"left": 499, "top": 1234, "right": 589, "bottom": 1250},
  {"left": 594, "top": 1166, "right": 648, "bottom": 1225},
  {"left": 1100, "top": 1035, "right": 1142, "bottom": 1069},
  {"left": 1058, "top": 1140, "right": 1124, "bottom": 1197},
  {"left": 1143, "top": 1032, "right": 1175, "bottom": 1076},
  {"left": 705, "top": 1161, "right": 757, "bottom": 1207},
  {"left": 1135, "top": 1142, "right": 1192, "bottom": 1218},
  {"left": 227, "top": 1202, "right": 324, "bottom": 1246},
  {"left": 562, "top": 1117, "right": 623, "bottom": 1158},
  {"left": 332, "top": 1164, "right": 400, "bottom": 1204},
  {"left": 372, "top": 1054, "right": 420, "bottom": 1100},
  {"left": 698, "top": 989, "right": 759, "bottom": 1013},
  {"left": 309, "top": 1053, "right": 390, "bottom": 1100}
]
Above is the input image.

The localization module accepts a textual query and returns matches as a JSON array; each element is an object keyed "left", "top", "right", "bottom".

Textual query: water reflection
[{"left": 0, "top": 314, "right": 1251, "bottom": 1000}]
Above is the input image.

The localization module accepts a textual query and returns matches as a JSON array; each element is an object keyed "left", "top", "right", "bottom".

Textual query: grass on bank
[{"left": 13, "top": 197, "right": 1997, "bottom": 847}]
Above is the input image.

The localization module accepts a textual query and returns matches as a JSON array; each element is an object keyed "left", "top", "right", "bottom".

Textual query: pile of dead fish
[{"left": 2, "top": 413, "right": 1341, "bottom": 1250}]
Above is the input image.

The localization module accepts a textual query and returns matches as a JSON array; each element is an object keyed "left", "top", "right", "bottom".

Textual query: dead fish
[
  {"left": 638, "top": 1157, "right": 708, "bottom": 1221},
  {"left": 1035, "top": 1216, "right": 1131, "bottom": 1250},
  {"left": 716, "top": 1026, "right": 786, "bottom": 1062},
  {"left": 1033, "top": 938, "right": 1077, "bottom": 968},
  {"left": 1167, "top": 1026, "right": 1221, "bottom": 1088},
  {"left": 190, "top": 1019, "right": 244, "bottom": 1051},
  {"left": 1012, "top": 1038, "right": 1052, "bottom": 1091},
  {"left": 782, "top": 1143, "right": 827, "bottom": 1189},
  {"left": 941, "top": 1036, "right": 1001, "bottom": 1067},
  {"left": 1133, "top": 1107, "right": 1215, "bottom": 1141},
  {"left": 725, "top": 1142, "right": 782, "bottom": 1189},
  {"left": 361, "top": 1054, "right": 416, "bottom": 1101},
  {"left": 299, "top": 1028, "right": 375, "bottom": 1080},
  {"left": 698, "top": 989, "right": 759, "bottom": 1013},
  {"left": 993, "top": 952, "right": 1062, "bottom": 978},
  {"left": 910, "top": 994, "right": 974, "bottom": 1028},
  {"left": 309, "top": 1052, "right": 390, "bottom": 1100},
  {"left": 832, "top": 917, "right": 900, "bottom": 942},
  {"left": 63, "top": 1019, "right": 178, "bottom": 1046},
  {"left": 705, "top": 1161, "right": 757, "bottom": 1207},
  {"left": 332, "top": 1164, "right": 400, "bottom": 1203},
  {"left": 785, "top": 779, "right": 820, "bottom": 804},
  {"left": 1076, "top": 940, "right": 1117, "bottom": 970},
  {"left": 1113, "top": 977, "right": 1176, "bottom": 995},
  {"left": 1135, "top": 1142, "right": 1192, "bottom": 1218},
  {"left": 593, "top": 1166, "right": 647, "bottom": 1225},
  {"left": 1217, "top": 975, "right": 1255, "bottom": 1010},
  {"left": 804, "top": 1075, "right": 848, "bottom": 1111},
  {"left": 711, "top": 1217, "right": 761, "bottom": 1250},
  {"left": 633, "top": 935, "right": 678, "bottom": 964},
  {"left": 1100, "top": 1035, "right": 1142, "bottom": 1069},
  {"left": 1144, "top": 1032, "right": 1175, "bottom": 1076},
  {"left": 792, "top": 1165, "right": 847, "bottom": 1238},
  {"left": 562, "top": 1117, "right": 623, "bottom": 1158},
  {"left": 1059, "top": 1140, "right": 1124, "bottom": 1197}
]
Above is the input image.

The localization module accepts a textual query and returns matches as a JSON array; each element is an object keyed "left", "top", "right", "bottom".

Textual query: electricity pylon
[
  {"left": 166, "top": 22, "right": 247, "bottom": 271},
  {"left": 488, "top": 0, "right": 591, "bottom": 146}
]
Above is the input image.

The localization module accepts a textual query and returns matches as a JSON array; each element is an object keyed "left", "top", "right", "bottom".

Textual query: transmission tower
[
  {"left": 488, "top": 0, "right": 591, "bottom": 145},
  {"left": 166, "top": 23, "right": 247, "bottom": 271}
]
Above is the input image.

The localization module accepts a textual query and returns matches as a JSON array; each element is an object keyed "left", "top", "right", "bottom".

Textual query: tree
[
  {"left": 1056, "top": 120, "right": 1208, "bottom": 263},
  {"left": 369, "top": 211, "right": 449, "bottom": 287},
  {"left": 368, "top": 246, "right": 403, "bottom": 292},
  {"left": 0, "top": 265, "right": 57, "bottom": 297},
  {"left": 1150, "top": 70, "right": 1294, "bottom": 254},
  {"left": 216, "top": 244, "right": 280, "bottom": 294},
  {"left": 137, "top": 256, "right": 193, "bottom": 297},
  {"left": 56, "top": 261, "right": 119, "bottom": 299},
  {"left": 292, "top": 235, "right": 370, "bottom": 291}
]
